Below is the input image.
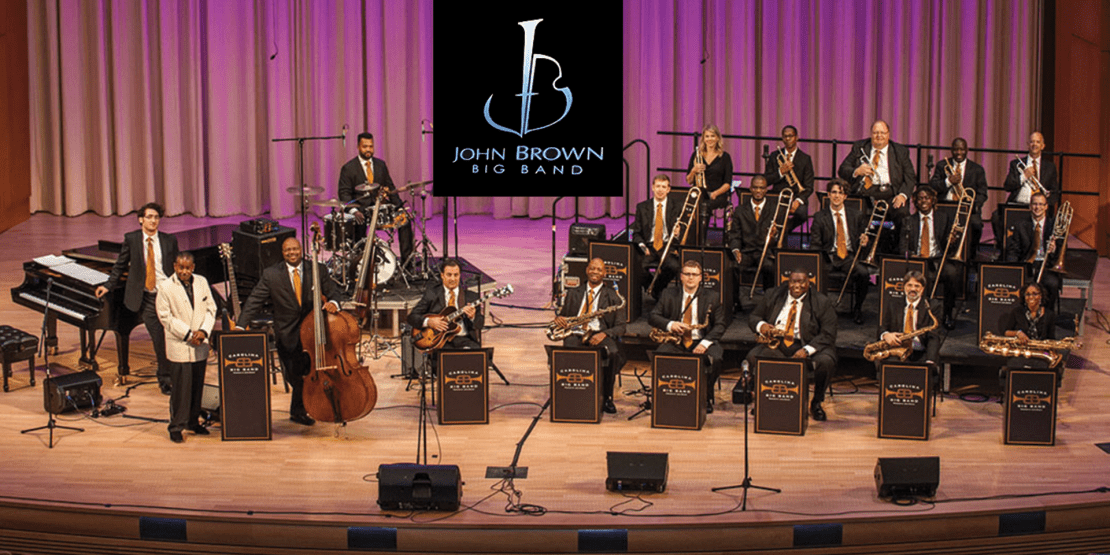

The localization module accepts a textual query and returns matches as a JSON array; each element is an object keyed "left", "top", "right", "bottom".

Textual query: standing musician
[
  {"left": 648, "top": 260, "right": 729, "bottom": 413},
  {"left": 746, "top": 269, "right": 838, "bottom": 422},
  {"left": 95, "top": 202, "right": 180, "bottom": 393},
  {"left": 877, "top": 271, "right": 942, "bottom": 367},
  {"left": 991, "top": 132, "right": 1059, "bottom": 251},
  {"left": 764, "top": 125, "right": 815, "bottom": 233},
  {"left": 337, "top": 132, "right": 414, "bottom": 265},
  {"left": 837, "top": 120, "right": 917, "bottom": 253},
  {"left": 1004, "top": 192, "right": 1062, "bottom": 312},
  {"left": 552, "top": 258, "right": 627, "bottom": 414},
  {"left": 809, "top": 179, "right": 871, "bottom": 324},
  {"left": 997, "top": 282, "right": 1061, "bottom": 388},
  {"left": 900, "top": 186, "right": 961, "bottom": 330},
  {"left": 237, "top": 237, "right": 350, "bottom": 426},
  {"left": 686, "top": 124, "right": 734, "bottom": 245},
  {"left": 631, "top": 175, "right": 683, "bottom": 299},
  {"left": 928, "top": 137, "right": 989, "bottom": 261},
  {"left": 726, "top": 176, "right": 777, "bottom": 295},
  {"left": 408, "top": 259, "right": 483, "bottom": 350},
  {"left": 155, "top": 252, "right": 216, "bottom": 443}
]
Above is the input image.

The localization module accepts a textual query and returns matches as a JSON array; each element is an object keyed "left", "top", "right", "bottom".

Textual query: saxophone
[
  {"left": 546, "top": 288, "right": 625, "bottom": 341},
  {"left": 863, "top": 307, "right": 940, "bottom": 361},
  {"left": 979, "top": 332, "right": 1079, "bottom": 368},
  {"left": 755, "top": 326, "right": 788, "bottom": 349},
  {"left": 650, "top": 307, "right": 712, "bottom": 345}
]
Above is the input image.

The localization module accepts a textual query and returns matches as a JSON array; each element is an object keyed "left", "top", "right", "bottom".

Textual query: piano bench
[{"left": 0, "top": 325, "right": 38, "bottom": 392}]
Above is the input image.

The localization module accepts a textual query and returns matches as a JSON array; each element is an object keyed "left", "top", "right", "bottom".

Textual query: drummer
[{"left": 337, "top": 132, "right": 414, "bottom": 265}]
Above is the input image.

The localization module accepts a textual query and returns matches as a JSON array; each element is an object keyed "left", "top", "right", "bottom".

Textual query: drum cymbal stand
[{"left": 401, "top": 181, "right": 437, "bottom": 283}]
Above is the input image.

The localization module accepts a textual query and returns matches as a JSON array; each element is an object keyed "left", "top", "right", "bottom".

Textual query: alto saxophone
[
  {"left": 863, "top": 307, "right": 940, "bottom": 361},
  {"left": 546, "top": 289, "right": 626, "bottom": 341},
  {"left": 650, "top": 306, "right": 713, "bottom": 345},
  {"left": 755, "top": 326, "right": 788, "bottom": 349},
  {"left": 978, "top": 332, "right": 1079, "bottom": 368}
]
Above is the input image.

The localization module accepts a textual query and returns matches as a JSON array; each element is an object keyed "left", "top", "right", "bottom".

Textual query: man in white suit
[{"left": 156, "top": 252, "right": 217, "bottom": 443}]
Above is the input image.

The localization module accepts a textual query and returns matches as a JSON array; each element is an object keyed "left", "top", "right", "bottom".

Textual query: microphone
[
  {"left": 342, "top": 124, "right": 348, "bottom": 149},
  {"left": 762, "top": 144, "right": 770, "bottom": 160},
  {"left": 741, "top": 360, "right": 750, "bottom": 388},
  {"left": 926, "top": 153, "right": 934, "bottom": 172}
]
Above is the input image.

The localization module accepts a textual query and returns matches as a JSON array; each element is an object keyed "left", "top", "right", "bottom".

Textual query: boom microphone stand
[
  {"left": 272, "top": 125, "right": 347, "bottom": 240},
  {"left": 21, "top": 279, "right": 84, "bottom": 448},
  {"left": 711, "top": 361, "right": 780, "bottom": 509}
]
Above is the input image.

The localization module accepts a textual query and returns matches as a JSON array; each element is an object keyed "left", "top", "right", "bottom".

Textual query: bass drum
[{"left": 351, "top": 237, "right": 397, "bottom": 286}]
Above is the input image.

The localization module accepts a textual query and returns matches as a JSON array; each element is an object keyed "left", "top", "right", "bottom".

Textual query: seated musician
[
  {"left": 630, "top": 174, "right": 682, "bottom": 299},
  {"left": 237, "top": 237, "right": 350, "bottom": 427},
  {"left": 747, "top": 268, "right": 838, "bottom": 422},
  {"left": 837, "top": 120, "right": 916, "bottom": 254},
  {"left": 727, "top": 175, "right": 777, "bottom": 295},
  {"left": 928, "top": 137, "right": 988, "bottom": 261},
  {"left": 337, "top": 132, "right": 414, "bottom": 265},
  {"left": 899, "top": 185, "right": 961, "bottom": 330},
  {"left": 764, "top": 125, "right": 815, "bottom": 233},
  {"left": 1004, "top": 192, "right": 1062, "bottom": 312},
  {"left": 407, "top": 259, "right": 483, "bottom": 350},
  {"left": 552, "top": 257, "right": 626, "bottom": 414},
  {"left": 648, "top": 260, "right": 729, "bottom": 413},
  {"left": 990, "top": 132, "right": 1058, "bottom": 251},
  {"left": 877, "top": 271, "right": 941, "bottom": 368},
  {"left": 997, "top": 283, "right": 1061, "bottom": 387},
  {"left": 810, "top": 179, "right": 871, "bottom": 324}
]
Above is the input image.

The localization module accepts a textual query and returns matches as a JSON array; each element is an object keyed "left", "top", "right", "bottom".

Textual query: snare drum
[{"left": 323, "top": 212, "right": 366, "bottom": 251}]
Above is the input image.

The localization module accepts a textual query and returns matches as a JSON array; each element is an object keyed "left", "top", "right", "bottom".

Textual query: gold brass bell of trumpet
[
  {"left": 929, "top": 188, "right": 975, "bottom": 299},
  {"left": 836, "top": 200, "right": 888, "bottom": 305},
  {"left": 863, "top": 306, "right": 939, "bottom": 361},
  {"left": 979, "top": 332, "right": 1079, "bottom": 368},
  {"left": 749, "top": 189, "right": 795, "bottom": 298},
  {"left": 1038, "top": 200, "right": 1072, "bottom": 282},
  {"left": 1015, "top": 155, "right": 1046, "bottom": 198}
]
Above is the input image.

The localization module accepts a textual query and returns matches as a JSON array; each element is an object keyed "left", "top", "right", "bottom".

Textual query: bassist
[{"left": 408, "top": 259, "right": 483, "bottom": 350}]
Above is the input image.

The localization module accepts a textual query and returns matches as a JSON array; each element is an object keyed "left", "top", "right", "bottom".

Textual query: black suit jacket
[
  {"left": 810, "top": 206, "right": 868, "bottom": 263},
  {"left": 1004, "top": 214, "right": 1059, "bottom": 266},
  {"left": 748, "top": 286, "right": 837, "bottom": 361},
  {"left": 764, "top": 148, "right": 815, "bottom": 205},
  {"left": 928, "top": 158, "right": 989, "bottom": 214},
  {"left": 630, "top": 198, "right": 682, "bottom": 251},
  {"left": 726, "top": 199, "right": 775, "bottom": 254},
  {"left": 407, "top": 284, "right": 485, "bottom": 344},
  {"left": 558, "top": 284, "right": 626, "bottom": 337},
  {"left": 899, "top": 210, "right": 952, "bottom": 259},
  {"left": 238, "top": 260, "right": 349, "bottom": 354},
  {"left": 837, "top": 140, "right": 917, "bottom": 203},
  {"left": 879, "top": 300, "right": 942, "bottom": 362},
  {"left": 337, "top": 156, "right": 401, "bottom": 209},
  {"left": 648, "top": 287, "right": 726, "bottom": 344},
  {"left": 1001, "top": 305, "right": 1056, "bottom": 341},
  {"left": 103, "top": 230, "right": 180, "bottom": 313},
  {"left": 1003, "top": 155, "right": 1058, "bottom": 204}
]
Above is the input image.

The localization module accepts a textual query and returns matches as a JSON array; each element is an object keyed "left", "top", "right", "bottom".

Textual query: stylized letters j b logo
[{"left": 484, "top": 19, "right": 572, "bottom": 137}]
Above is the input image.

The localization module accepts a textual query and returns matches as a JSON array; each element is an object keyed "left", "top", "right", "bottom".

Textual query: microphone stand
[
  {"left": 21, "top": 279, "right": 84, "bottom": 448},
  {"left": 272, "top": 127, "right": 346, "bottom": 241},
  {"left": 711, "top": 361, "right": 780, "bottom": 509}
]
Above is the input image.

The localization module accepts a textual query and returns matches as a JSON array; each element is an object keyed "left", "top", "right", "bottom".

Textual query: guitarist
[
  {"left": 552, "top": 258, "right": 627, "bottom": 415},
  {"left": 408, "top": 259, "right": 483, "bottom": 350}
]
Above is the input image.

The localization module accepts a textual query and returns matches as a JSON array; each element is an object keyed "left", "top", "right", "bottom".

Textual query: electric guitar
[
  {"left": 412, "top": 284, "right": 513, "bottom": 351},
  {"left": 217, "top": 243, "right": 242, "bottom": 329}
]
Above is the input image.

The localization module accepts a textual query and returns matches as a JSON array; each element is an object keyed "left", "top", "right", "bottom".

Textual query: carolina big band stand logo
[{"left": 433, "top": 4, "right": 621, "bottom": 197}]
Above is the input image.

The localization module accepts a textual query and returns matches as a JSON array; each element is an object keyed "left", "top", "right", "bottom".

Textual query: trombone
[
  {"left": 1015, "top": 155, "right": 1045, "bottom": 198},
  {"left": 777, "top": 147, "right": 802, "bottom": 194},
  {"left": 929, "top": 189, "right": 975, "bottom": 299},
  {"left": 749, "top": 189, "right": 794, "bottom": 298},
  {"left": 647, "top": 186, "right": 701, "bottom": 294},
  {"left": 1038, "top": 200, "right": 1072, "bottom": 282},
  {"left": 836, "top": 200, "right": 888, "bottom": 305}
]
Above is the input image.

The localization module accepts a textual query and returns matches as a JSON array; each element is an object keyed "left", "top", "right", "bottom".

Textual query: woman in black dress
[
  {"left": 998, "top": 282, "right": 1059, "bottom": 389},
  {"left": 686, "top": 124, "right": 733, "bottom": 244}
]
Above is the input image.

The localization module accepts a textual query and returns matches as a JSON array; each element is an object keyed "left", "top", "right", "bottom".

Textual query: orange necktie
[
  {"left": 783, "top": 300, "right": 797, "bottom": 347},
  {"left": 653, "top": 203, "right": 664, "bottom": 251},
  {"left": 904, "top": 303, "right": 915, "bottom": 334},
  {"left": 864, "top": 149, "right": 881, "bottom": 190},
  {"left": 580, "top": 288, "right": 594, "bottom": 317},
  {"left": 682, "top": 295, "right": 693, "bottom": 348},
  {"left": 145, "top": 238, "right": 156, "bottom": 291},
  {"left": 366, "top": 160, "right": 374, "bottom": 184},
  {"left": 1030, "top": 221, "right": 1042, "bottom": 262},
  {"left": 835, "top": 212, "right": 848, "bottom": 259},
  {"left": 448, "top": 289, "right": 456, "bottom": 309},
  {"left": 920, "top": 216, "right": 931, "bottom": 258},
  {"left": 754, "top": 204, "right": 761, "bottom": 222},
  {"left": 293, "top": 268, "right": 302, "bottom": 306}
]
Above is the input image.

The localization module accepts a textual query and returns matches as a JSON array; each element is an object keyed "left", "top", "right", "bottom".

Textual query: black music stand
[
  {"left": 711, "top": 361, "right": 781, "bottom": 509},
  {"left": 21, "top": 279, "right": 84, "bottom": 448}
]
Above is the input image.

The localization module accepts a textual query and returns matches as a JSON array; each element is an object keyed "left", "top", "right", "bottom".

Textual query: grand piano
[{"left": 11, "top": 224, "right": 237, "bottom": 380}]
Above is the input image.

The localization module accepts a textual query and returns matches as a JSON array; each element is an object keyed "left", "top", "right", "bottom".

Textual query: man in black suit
[
  {"left": 648, "top": 260, "right": 729, "bottom": 413},
  {"left": 746, "top": 269, "right": 838, "bottom": 421},
  {"left": 1004, "top": 192, "right": 1062, "bottom": 312},
  {"left": 991, "top": 131, "right": 1059, "bottom": 251},
  {"left": 727, "top": 175, "right": 777, "bottom": 295},
  {"left": 837, "top": 120, "right": 917, "bottom": 253},
  {"left": 553, "top": 258, "right": 626, "bottom": 414},
  {"left": 337, "top": 132, "right": 414, "bottom": 265},
  {"left": 877, "top": 270, "right": 942, "bottom": 366},
  {"left": 900, "top": 186, "right": 961, "bottom": 329},
  {"left": 928, "top": 137, "right": 989, "bottom": 261},
  {"left": 630, "top": 174, "right": 682, "bottom": 299},
  {"left": 810, "top": 179, "right": 872, "bottom": 324},
  {"left": 764, "top": 125, "right": 814, "bottom": 233},
  {"left": 408, "top": 259, "right": 484, "bottom": 350},
  {"left": 96, "top": 202, "right": 180, "bottom": 393},
  {"left": 238, "top": 237, "right": 350, "bottom": 426}
]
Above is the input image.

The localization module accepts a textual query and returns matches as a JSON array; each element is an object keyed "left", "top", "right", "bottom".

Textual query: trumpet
[
  {"left": 1039, "top": 200, "right": 1072, "bottom": 282},
  {"left": 863, "top": 305, "right": 939, "bottom": 361},
  {"left": 647, "top": 186, "right": 700, "bottom": 294},
  {"left": 929, "top": 188, "right": 975, "bottom": 299},
  {"left": 943, "top": 158, "right": 965, "bottom": 199},
  {"left": 777, "top": 147, "right": 803, "bottom": 194},
  {"left": 547, "top": 286, "right": 626, "bottom": 341},
  {"left": 1015, "top": 155, "right": 1045, "bottom": 198},
  {"left": 979, "top": 332, "right": 1079, "bottom": 368},
  {"left": 750, "top": 189, "right": 795, "bottom": 298},
  {"left": 836, "top": 200, "right": 888, "bottom": 305},
  {"left": 693, "top": 142, "right": 708, "bottom": 191}
]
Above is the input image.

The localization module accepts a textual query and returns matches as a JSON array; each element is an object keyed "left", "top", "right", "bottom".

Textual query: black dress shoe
[
  {"left": 602, "top": 398, "right": 617, "bottom": 414},
  {"left": 289, "top": 412, "right": 316, "bottom": 426},
  {"left": 705, "top": 402, "right": 714, "bottom": 414},
  {"left": 169, "top": 431, "right": 184, "bottom": 443},
  {"left": 853, "top": 308, "right": 864, "bottom": 325},
  {"left": 810, "top": 402, "right": 827, "bottom": 421},
  {"left": 189, "top": 424, "right": 210, "bottom": 435},
  {"left": 944, "top": 316, "right": 957, "bottom": 330}
]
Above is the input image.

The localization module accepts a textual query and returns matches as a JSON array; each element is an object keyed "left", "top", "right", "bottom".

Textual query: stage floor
[{"left": 2, "top": 212, "right": 1110, "bottom": 554}]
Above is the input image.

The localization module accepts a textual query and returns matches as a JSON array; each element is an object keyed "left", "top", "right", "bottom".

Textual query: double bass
[{"left": 299, "top": 223, "right": 377, "bottom": 423}]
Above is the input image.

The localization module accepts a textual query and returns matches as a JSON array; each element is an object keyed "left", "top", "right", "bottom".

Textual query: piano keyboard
[{"left": 18, "top": 292, "right": 91, "bottom": 321}]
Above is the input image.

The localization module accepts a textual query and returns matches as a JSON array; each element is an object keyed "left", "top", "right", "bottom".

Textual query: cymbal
[
  {"left": 286, "top": 185, "right": 325, "bottom": 196},
  {"left": 399, "top": 180, "right": 433, "bottom": 193},
  {"left": 312, "top": 198, "right": 346, "bottom": 209},
  {"left": 355, "top": 183, "right": 380, "bottom": 193}
]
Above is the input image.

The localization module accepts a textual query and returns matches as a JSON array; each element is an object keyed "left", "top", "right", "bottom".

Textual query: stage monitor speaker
[
  {"left": 875, "top": 456, "right": 939, "bottom": 499},
  {"left": 231, "top": 225, "right": 296, "bottom": 280},
  {"left": 605, "top": 451, "right": 668, "bottom": 493},
  {"left": 377, "top": 464, "right": 462, "bottom": 511},
  {"left": 43, "top": 371, "right": 102, "bottom": 414},
  {"left": 569, "top": 223, "right": 606, "bottom": 255}
]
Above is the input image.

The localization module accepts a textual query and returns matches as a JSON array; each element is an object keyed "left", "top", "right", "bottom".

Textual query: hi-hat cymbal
[
  {"left": 355, "top": 183, "right": 380, "bottom": 193},
  {"left": 312, "top": 198, "right": 345, "bottom": 209},
  {"left": 399, "top": 180, "right": 433, "bottom": 193},
  {"left": 287, "top": 185, "right": 325, "bottom": 196}
]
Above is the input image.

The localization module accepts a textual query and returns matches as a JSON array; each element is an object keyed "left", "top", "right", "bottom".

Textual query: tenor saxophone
[
  {"left": 546, "top": 289, "right": 626, "bottom": 341},
  {"left": 863, "top": 306, "right": 939, "bottom": 361}
]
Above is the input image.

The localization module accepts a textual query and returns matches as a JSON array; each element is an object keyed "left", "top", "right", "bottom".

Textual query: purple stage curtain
[{"left": 29, "top": 0, "right": 1041, "bottom": 222}]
